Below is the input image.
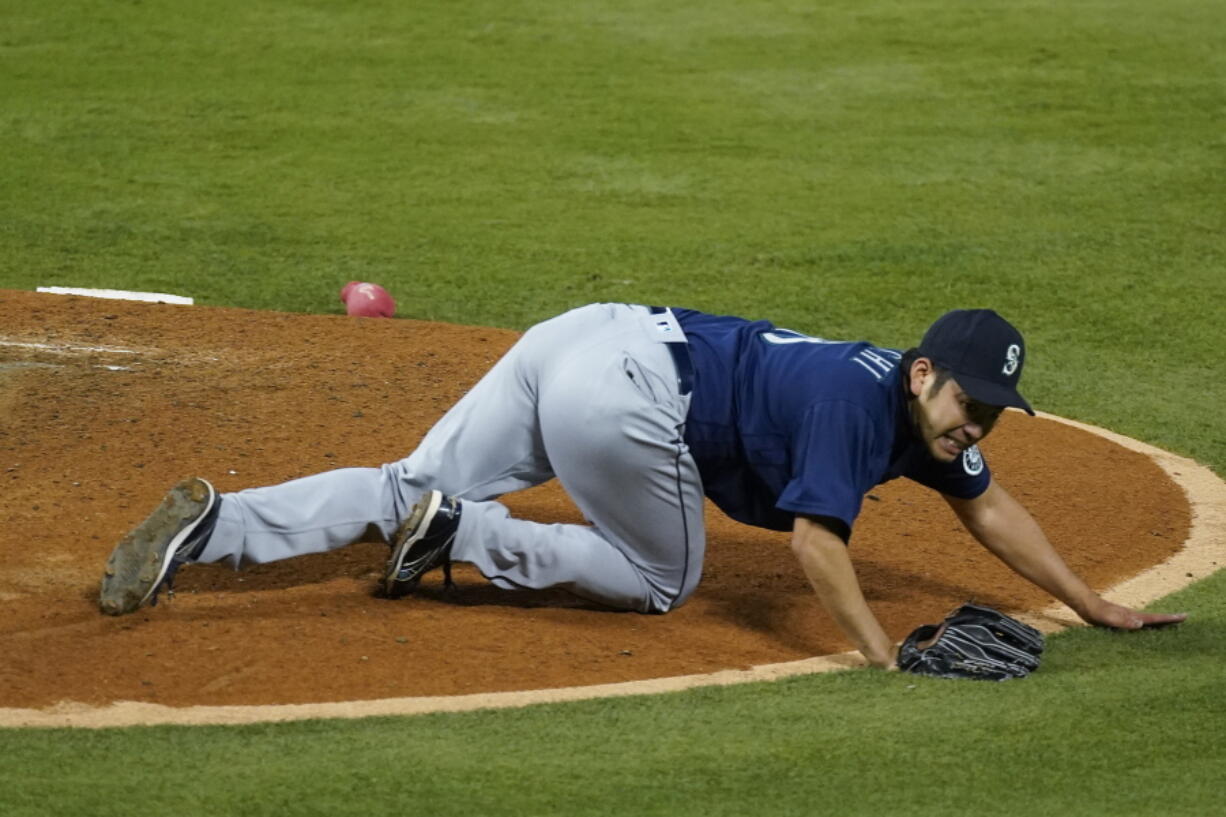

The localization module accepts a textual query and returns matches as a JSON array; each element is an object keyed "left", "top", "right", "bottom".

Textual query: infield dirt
[{"left": 0, "top": 290, "right": 1189, "bottom": 710}]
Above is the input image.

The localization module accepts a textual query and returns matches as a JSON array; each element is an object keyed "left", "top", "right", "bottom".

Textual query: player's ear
[{"left": 908, "top": 357, "right": 933, "bottom": 398}]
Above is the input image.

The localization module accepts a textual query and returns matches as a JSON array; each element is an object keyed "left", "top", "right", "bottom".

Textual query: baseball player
[{"left": 99, "top": 303, "right": 1186, "bottom": 668}]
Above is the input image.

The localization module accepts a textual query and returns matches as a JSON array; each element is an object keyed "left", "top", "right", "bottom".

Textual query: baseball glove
[{"left": 897, "top": 603, "right": 1045, "bottom": 681}]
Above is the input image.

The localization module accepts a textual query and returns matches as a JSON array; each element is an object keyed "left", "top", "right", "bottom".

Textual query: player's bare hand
[{"left": 1083, "top": 598, "right": 1188, "bottom": 630}]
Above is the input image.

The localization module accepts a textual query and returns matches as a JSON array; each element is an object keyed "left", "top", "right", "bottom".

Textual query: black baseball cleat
[
  {"left": 384, "top": 490, "right": 462, "bottom": 597},
  {"left": 99, "top": 478, "right": 220, "bottom": 616}
]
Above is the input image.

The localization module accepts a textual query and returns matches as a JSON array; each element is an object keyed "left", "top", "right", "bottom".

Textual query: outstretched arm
[
  {"left": 791, "top": 515, "right": 897, "bottom": 667},
  {"left": 944, "top": 480, "right": 1187, "bottom": 629}
]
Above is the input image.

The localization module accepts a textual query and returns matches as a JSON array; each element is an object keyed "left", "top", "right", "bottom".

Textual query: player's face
[{"left": 908, "top": 361, "right": 1003, "bottom": 463}]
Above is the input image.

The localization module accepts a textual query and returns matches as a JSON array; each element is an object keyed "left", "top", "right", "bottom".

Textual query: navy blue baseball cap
[{"left": 918, "top": 309, "right": 1035, "bottom": 416}]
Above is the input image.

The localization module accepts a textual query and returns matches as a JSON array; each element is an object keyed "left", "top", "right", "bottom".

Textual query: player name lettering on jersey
[
  {"left": 760, "top": 331, "right": 901, "bottom": 381},
  {"left": 760, "top": 330, "right": 840, "bottom": 345},
  {"left": 851, "top": 347, "right": 902, "bottom": 380}
]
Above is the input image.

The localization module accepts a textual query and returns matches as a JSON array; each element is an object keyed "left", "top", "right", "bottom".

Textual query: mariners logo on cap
[
  {"left": 962, "top": 445, "right": 984, "bottom": 476},
  {"left": 1002, "top": 344, "right": 1021, "bottom": 377}
]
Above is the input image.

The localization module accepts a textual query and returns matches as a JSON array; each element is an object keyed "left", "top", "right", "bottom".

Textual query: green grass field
[{"left": 2, "top": 0, "right": 1223, "bottom": 814}]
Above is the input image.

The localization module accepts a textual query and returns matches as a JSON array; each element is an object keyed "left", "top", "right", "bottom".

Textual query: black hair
[{"left": 900, "top": 348, "right": 954, "bottom": 399}]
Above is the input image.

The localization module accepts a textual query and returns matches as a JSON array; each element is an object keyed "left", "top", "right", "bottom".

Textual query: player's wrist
[
  {"left": 862, "top": 642, "right": 899, "bottom": 669},
  {"left": 1067, "top": 589, "right": 1104, "bottom": 623}
]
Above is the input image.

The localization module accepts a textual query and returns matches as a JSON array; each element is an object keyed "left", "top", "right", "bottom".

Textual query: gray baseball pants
[{"left": 197, "top": 303, "right": 705, "bottom": 613}]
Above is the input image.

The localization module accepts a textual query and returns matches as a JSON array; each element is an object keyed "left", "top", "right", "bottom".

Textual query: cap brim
[{"left": 952, "top": 374, "right": 1035, "bottom": 416}]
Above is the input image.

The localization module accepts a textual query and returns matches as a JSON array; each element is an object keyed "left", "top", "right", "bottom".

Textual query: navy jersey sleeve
[
  {"left": 775, "top": 400, "right": 883, "bottom": 531},
  {"left": 904, "top": 444, "right": 992, "bottom": 499}
]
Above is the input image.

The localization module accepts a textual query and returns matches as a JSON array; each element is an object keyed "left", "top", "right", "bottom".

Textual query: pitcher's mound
[{"left": 0, "top": 290, "right": 1188, "bottom": 710}]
